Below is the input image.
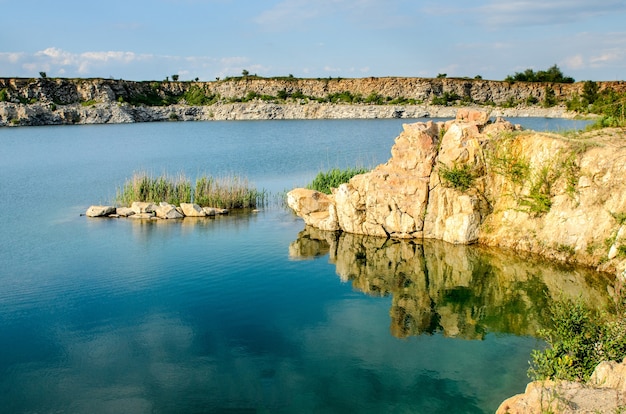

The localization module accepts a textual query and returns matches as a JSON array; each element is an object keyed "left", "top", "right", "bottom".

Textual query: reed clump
[
  {"left": 195, "top": 175, "right": 266, "bottom": 209},
  {"left": 115, "top": 171, "right": 266, "bottom": 209},
  {"left": 116, "top": 172, "right": 192, "bottom": 206}
]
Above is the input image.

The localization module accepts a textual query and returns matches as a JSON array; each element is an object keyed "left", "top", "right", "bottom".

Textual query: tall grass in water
[
  {"left": 195, "top": 175, "right": 266, "bottom": 209},
  {"left": 116, "top": 172, "right": 192, "bottom": 206},
  {"left": 306, "top": 167, "right": 369, "bottom": 194}
]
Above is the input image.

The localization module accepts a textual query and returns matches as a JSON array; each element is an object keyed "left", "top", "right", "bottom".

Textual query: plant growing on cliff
[
  {"left": 306, "top": 167, "right": 369, "bottom": 194},
  {"left": 528, "top": 296, "right": 626, "bottom": 382},
  {"left": 438, "top": 163, "right": 476, "bottom": 191}
]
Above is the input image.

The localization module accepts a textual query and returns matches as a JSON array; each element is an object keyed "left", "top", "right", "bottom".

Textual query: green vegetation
[
  {"left": 306, "top": 167, "right": 369, "bottom": 194},
  {"left": 115, "top": 171, "right": 266, "bottom": 209},
  {"left": 485, "top": 135, "right": 582, "bottom": 216},
  {"left": 528, "top": 295, "right": 626, "bottom": 382},
  {"left": 438, "top": 163, "right": 476, "bottom": 191},
  {"left": 194, "top": 175, "right": 266, "bottom": 209},
  {"left": 542, "top": 86, "right": 557, "bottom": 107},
  {"left": 431, "top": 91, "right": 462, "bottom": 106},
  {"left": 505, "top": 64, "right": 575, "bottom": 83},
  {"left": 567, "top": 80, "right": 626, "bottom": 127},
  {"left": 0, "top": 88, "right": 8, "bottom": 102},
  {"left": 116, "top": 172, "right": 192, "bottom": 207},
  {"left": 183, "top": 85, "right": 218, "bottom": 105}
]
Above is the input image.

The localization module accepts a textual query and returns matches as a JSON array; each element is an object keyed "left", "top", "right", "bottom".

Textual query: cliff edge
[
  {"left": 287, "top": 110, "right": 626, "bottom": 279},
  {"left": 3, "top": 76, "right": 622, "bottom": 126}
]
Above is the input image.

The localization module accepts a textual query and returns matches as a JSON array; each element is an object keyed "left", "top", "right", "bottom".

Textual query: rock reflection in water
[{"left": 289, "top": 227, "right": 615, "bottom": 340}]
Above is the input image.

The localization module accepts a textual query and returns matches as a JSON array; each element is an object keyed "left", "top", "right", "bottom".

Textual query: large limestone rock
[
  {"left": 155, "top": 202, "right": 184, "bottom": 219},
  {"left": 85, "top": 205, "right": 116, "bottom": 217},
  {"left": 131, "top": 201, "right": 157, "bottom": 214},
  {"left": 287, "top": 188, "right": 340, "bottom": 231},
  {"left": 497, "top": 358, "right": 626, "bottom": 414},
  {"left": 179, "top": 202, "right": 206, "bottom": 217},
  {"left": 288, "top": 109, "right": 626, "bottom": 273}
]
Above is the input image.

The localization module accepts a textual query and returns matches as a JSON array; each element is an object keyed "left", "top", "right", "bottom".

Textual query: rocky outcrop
[
  {"left": 496, "top": 358, "right": 626, "bottom": 414},
  {"left": 2, "top": 76, "right": 620, "bottom": 126},
  {"left": 85, "top": 202, "right": 228, "bottom": 220},
  {"left": 287, "top": 110, "right": 626, "bottom": 277}
]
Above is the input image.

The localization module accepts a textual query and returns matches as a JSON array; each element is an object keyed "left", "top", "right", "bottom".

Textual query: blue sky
[{"left": 1, "top": 0, "right": 625, "bottom": 81}]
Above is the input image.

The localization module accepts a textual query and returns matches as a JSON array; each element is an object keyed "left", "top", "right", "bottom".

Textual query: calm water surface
[{"left": 0, "top": 118, "right": 611, "bottom": 413}]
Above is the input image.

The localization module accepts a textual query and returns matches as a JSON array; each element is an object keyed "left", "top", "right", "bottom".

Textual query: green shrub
[
  {"left": 529, "top": 296, "right": 626, "bottom": 382},
  {"left": 439, "top": 163, "right": 476, "bottom": 191},
  {"left": 0, "top": 88, "right": 8, "bottom": 102},
  {"left": 525, "top": 95, "right": 539, "bottom": 105},
  {"left": 183, "top": 85, "right": 218, "bottom": 105},
  {"left": 431, "top": 91, "right": 461, "bottom": 106},
  {"left": 306, "top": 167, "right": 369, "bottom": 194},
  {"left": 542, "top": 86, "right": 557, "bottom": 107}
]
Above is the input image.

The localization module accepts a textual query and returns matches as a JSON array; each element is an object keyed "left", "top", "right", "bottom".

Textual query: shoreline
[{"left": 0, "top": 101, "right": 583, "bottom": 127}]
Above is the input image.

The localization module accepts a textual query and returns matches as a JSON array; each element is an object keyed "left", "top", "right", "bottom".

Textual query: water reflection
[{"left": 290, "top": 227, "right": 615, "bottom": 339}]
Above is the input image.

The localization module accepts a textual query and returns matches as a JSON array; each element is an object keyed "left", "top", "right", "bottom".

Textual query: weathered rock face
[{"left": 287, "top": 110, "right": 626, "bottom": 277}]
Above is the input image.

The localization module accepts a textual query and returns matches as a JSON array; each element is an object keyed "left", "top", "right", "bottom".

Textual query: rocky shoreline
[
  {"left": 85, "top": 201, "right": 230, "bottom": 220},
  {"left": 0, "top": 100, "right": 579, "bottom": 127}
]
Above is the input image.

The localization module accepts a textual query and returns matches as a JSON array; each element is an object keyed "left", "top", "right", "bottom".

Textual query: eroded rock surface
[{"left": 287, "top": 110, "right": 626, "bottom": 276}]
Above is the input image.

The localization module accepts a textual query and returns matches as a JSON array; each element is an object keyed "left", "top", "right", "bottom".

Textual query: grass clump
[
  {"left": 194, "top": 175, "right": 266, "bottom": 209},
  {"left": 439, "top": 163, "right": 476, "bottom": 191},
  {"left": 306, "top": 167, "right": 369, "bottom": 194},
  {"left": 115, "top": 172, "right": 192, "bottom": 207},
  {"left": 528, "top": 295, "right": 626, "bottom": 382}
]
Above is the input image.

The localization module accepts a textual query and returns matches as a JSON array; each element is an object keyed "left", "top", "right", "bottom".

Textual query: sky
[{"left": 1, "top": 0, "right": 625, "bottom": 82}]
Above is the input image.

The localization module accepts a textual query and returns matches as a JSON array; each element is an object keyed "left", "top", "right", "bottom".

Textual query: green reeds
[
  {"left": 115, "top": 171, "right": 266, "bottom": 209},
  {"left": 195, "top": 175, "right": 266, "bottom": 209},
  {"left": 306, "top": 167, "right": 369, "bottom": 194},
  {"left": 115, "top": 172, "right": 192, "bottom": 206}
]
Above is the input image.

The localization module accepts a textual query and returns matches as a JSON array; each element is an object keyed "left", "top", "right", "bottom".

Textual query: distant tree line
[{"left": 505, "top": 64, "right": 575, "bottom": 83}]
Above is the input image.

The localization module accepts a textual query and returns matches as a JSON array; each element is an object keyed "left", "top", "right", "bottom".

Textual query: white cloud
[
  {"left": 564, "top": 54, "right": 585, "bottom": 69},
  {"left": 0, "top": 48, "right": 259, "bottom": 80}
]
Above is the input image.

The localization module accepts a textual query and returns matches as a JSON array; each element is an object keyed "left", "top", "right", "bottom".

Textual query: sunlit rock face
[
  {"left": 287, "top": 110, "right": 626, "bottom": 276},
  {"left": 289, "top": 227, "right": 615, "bottom": 340}
]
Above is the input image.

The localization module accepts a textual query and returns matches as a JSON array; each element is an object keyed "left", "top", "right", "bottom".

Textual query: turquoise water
[{"left": 0, "top": 118, "right": 609, "bottom": 413}]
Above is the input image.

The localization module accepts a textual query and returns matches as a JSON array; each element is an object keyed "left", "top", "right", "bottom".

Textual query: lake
[{"left": 0, "top": 117, "right": 613, "bottom": 413}]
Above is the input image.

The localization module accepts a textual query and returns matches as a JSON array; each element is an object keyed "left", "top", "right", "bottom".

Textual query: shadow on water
[{"left": 289, "top": 226, "right": 616, "bottom": 340}]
